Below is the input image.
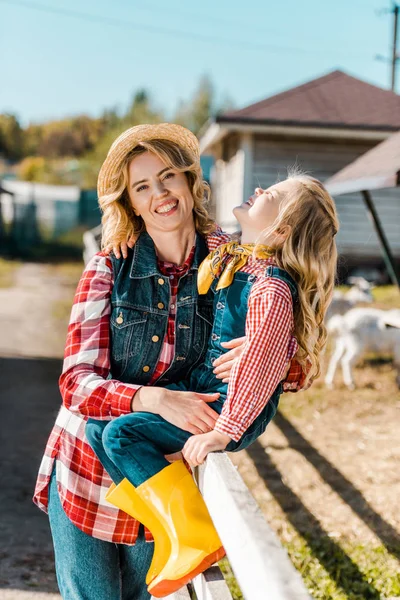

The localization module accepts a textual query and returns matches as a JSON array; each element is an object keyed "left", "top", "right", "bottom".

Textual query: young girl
[{"left": 86, "top": 173, "right": 338, "bottom": 598}]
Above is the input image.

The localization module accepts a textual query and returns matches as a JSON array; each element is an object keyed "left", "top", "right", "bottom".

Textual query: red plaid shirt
[{"left": 33, "top": 228, "right": 307, "bottom": 544}]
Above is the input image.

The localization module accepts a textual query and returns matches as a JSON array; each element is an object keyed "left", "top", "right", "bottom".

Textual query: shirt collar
[{"left": 129, "top": 231, "right": 206, "bottom": 279}]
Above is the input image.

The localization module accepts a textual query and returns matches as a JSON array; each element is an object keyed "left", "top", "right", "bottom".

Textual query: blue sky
[{"left": 0, "top": 0, "right": 395, "bottom": 125}]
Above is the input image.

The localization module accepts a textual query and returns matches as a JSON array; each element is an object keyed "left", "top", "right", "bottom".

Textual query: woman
[{"left": 33, "top": 123, "right": 305, "bottom": 600}]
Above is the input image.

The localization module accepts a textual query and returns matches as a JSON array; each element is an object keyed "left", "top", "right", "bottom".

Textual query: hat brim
[{"left": 97, "top": 123, "right": 200, "bottom": 198}]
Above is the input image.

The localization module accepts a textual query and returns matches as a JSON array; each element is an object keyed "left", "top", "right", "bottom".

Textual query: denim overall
[{"left": 86, "top": 265, "right": 297, "bottom": 487}]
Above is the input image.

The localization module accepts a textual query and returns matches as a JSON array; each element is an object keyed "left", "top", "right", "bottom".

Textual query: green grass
[
  {"left": 218, "top": 531, "right": 400, "bottom": 600},
  {"left": 286, "top": 536, "right": 400, "bottom": 600},
  {"left": 371, "top": 286, "right": 400, "bottom": 310},
  {"left": 0, "top": 258, "right": 20, "bottom": 288},
  {"left": 219, "top": 558, "right": 244, "bottom": 600}
]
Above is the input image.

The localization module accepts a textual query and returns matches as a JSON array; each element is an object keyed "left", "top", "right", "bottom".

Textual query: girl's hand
[
  {"left": 164, "top": 451, "right": 183, "bottom": 463},
  {"left": 104, "top": 234, "right": 138, "bottom": 259},
  {"left": 212, "top": 336, "right": 246, "bottom": 382},
  {"left": 182, "top": 430, "right": 232, "bottom": 466},
  {"left": 132, "top": 387, "right": 220, "bottom": 435}
]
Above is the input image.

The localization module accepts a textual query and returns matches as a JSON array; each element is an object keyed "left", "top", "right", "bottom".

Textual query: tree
[
  {"left": 124, "top": 89, "right": 164, "bottom": 126},
  {"left": 0, "top": 114, "right": 24, "bottom": 160},
  {"left": 174, "top": 74, "right": 214, "bottom": 135}
]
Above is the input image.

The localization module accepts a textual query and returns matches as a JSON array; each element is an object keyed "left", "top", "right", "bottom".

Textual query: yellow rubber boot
[
  {"left": 105, "top": 479, "right": 171, "bottom": 584},
  {"left": 136, "top": 460, "right": 225, "bottom": 598}
]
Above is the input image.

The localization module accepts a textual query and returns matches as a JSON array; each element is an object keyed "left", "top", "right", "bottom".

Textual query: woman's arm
[
  {"left": 213, "top": 278, "right": 294, "bottom": 441},
  {"left": 61, "top": 253, "right": 223, "bottom": 431},
  {"left": 59, "top": 253, "right": 141, "bottom": 419}
]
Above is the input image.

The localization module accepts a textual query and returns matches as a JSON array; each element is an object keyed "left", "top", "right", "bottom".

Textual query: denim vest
[{"left": 109, "top": 231, "right": 213, "bottom": 385}]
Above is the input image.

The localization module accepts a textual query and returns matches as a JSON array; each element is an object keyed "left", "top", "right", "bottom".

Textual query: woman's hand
[
  {"left": 212, "top": 336, "right": 246, "bottom": 382},
  {"left": 132, "top": 387, "right": 220, "bottom": 435},
  {"left": 104, "top": 234, "right": 138, "bottom": 259},
  {"left": 182, "top": 430, "right": 232, "bottom": 466}
]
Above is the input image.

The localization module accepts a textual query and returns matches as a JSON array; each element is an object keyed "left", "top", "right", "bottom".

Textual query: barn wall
[
  {"left": 252, "top": 135, "right": 400, "bottom": 258},
  {"left": 211, "top": 134, "right": 245, "bottom": 232}
]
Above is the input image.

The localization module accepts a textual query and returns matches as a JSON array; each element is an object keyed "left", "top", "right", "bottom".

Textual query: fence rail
[{"left": 161, "top": 453, "right": 312, "bottom": 600}]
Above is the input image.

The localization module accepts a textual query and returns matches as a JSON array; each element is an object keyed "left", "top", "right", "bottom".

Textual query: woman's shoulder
[
  {"left": 84, "top": 251, "right": 113, "bottom": 276},
  {"left": 205, "top": 224, "right": 232, "bottom": 251}
]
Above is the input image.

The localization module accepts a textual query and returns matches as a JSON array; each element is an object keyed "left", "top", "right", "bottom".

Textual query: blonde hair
[
  {"left": 261, "top": 172, "right": 339, "bottom": 386},
  {"left": 99, "top": 139, "right": 216, "bottom": 249}
]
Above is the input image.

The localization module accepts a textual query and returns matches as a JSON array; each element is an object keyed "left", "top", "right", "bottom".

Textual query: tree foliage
[{"left": 0, "top": 75, "right": 232, "bottom": 187}]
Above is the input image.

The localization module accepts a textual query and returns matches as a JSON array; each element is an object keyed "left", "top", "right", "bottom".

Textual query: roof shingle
[{"left": 222, "top": 70, "right": 400, "bottom": 129}]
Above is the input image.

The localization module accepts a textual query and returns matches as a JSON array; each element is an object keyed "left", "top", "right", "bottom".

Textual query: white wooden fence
[{"left": 160, "top": 453, "right": 312, "bottom": 600}]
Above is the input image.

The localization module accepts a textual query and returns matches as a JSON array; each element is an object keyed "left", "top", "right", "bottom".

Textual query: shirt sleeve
[
  {"left": 283, "top": 356, "right": 313, "bottom": 392},
  {"left": 206, "top": 224, "right": 232, "bottom": 252},
  {"left": 214, "top": 279, "right": 293, "bottom": 441},
  {"left": 59, "top": 253, "right": 141, "bottom": 420}
]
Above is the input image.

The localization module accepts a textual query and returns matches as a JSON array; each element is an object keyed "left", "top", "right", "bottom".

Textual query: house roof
[
  {"left": 324, "top": 129, "right": 400, "bottom": 195},
  {"left": 220, "top": 70, "right": 400, "bottom": 130}
]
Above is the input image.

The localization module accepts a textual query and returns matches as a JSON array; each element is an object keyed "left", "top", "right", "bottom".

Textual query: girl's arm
[
  {"left": 205, "top": 224, "right": 232, "bottom": 252},
  {"left": 59, "top": 253, "right": 141, "bottom": 419},
  {"left": 213, "top": 278, "right": 294, "bottom": 442},
  {"left": 111, "top": 223, "right": 232, "bottom": 259}
]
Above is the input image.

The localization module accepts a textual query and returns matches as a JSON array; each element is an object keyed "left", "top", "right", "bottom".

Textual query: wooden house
[{"left": 199, "top": 70, "right": 400, "bottom": 274}]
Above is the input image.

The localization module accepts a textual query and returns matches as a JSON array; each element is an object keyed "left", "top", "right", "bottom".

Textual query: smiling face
[
  {"left": 127, "top": 151, "right": 195, "bottom": 236},
  {"left": 234, "top": 180, "right": 296, "bottom": 243}
]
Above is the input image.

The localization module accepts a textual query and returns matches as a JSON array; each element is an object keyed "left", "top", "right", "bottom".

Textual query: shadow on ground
[{"left": 0, "top": 356, "right": 62, "bottom": 594}]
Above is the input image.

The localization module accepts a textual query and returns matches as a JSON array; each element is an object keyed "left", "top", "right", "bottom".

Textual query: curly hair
[
  {"left": 98, "top": 139, "right": 216, "bottom": 249},
  {"left": 259, "top": 172, "right": 339, "bottom": 386}
]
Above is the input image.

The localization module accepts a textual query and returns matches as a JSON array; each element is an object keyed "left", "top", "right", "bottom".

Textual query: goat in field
[
  {"left": 326, "top": 277, "right": 374, "bottom": 320},
  {"left": 325, "top": 308, "right": 400, "bottom": 390}
]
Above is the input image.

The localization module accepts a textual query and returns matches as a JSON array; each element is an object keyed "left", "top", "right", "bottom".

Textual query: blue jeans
[
  {"left": 86, "top": 389, "right": 279, "bottom": 488},
  {"left": 47, "top": 469, "right": 154, "bottom": 599}
]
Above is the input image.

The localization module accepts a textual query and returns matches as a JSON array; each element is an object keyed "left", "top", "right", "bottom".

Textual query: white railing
[
  {"left": 83, "top": 224, "right": 102, "bottom": 265},
  {"left": 162, "top": 453, "right": 312, "bottom": 600}
]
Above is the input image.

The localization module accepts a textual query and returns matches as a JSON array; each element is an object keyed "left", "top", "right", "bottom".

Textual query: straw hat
[{"left": 97, "top": 123, "right": 200, "bottom": 198}]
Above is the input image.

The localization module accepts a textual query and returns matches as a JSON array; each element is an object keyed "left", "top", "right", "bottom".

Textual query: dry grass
[{"left": 0, "top": 258, "right": 21, "bottom": 288}]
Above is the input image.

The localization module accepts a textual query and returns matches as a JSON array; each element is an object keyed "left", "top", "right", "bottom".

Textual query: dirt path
[
  {"left": 0, "top": 262, "right": 77, "bottom": 599},
  {"left": 0, "top": 263, "right": 70, "bottom": 359}
]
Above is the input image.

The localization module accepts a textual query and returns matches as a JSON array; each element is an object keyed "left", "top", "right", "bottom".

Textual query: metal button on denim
[
  {"left": 142, "top": 365, "right": 150, "bottom": 372},
  {"left": 158, "top": 278, "right": 165, "bottom": 285},
  {"left": 116, "top": 313, "right": 124, "bottom": 324},
  {"left": 152, "top": 335, "right": 159, "bottom": 342},
  {"left": 157, "top": 302, "right": 164, "bottom": 309}
]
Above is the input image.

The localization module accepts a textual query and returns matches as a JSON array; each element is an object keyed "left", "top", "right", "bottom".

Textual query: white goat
[
  {"left": 326, "top": 277, "right": 374, "bottom": 320},
  {"left": 325, "top": 308, "right": 400, "bottom": 389}
]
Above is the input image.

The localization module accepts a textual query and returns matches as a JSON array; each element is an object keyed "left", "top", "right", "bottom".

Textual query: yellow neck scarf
[{"left": 197, "top": 242, "right": 275, "bottom": 294}]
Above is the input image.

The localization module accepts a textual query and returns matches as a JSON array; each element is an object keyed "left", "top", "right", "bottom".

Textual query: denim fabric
[
  {"left": 110, "top": 231, "right": 213, "bottom": 385},
  {"left": 47, "top": 469, "right": 154, "bottom": 599},
  {"left": 86, "top": 267, "right": 297, "bottom": 487}
]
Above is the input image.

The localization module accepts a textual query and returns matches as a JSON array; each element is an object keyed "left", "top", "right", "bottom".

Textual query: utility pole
[{"left": 391, "top": 4, "right": 399, "bottom": 91}]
